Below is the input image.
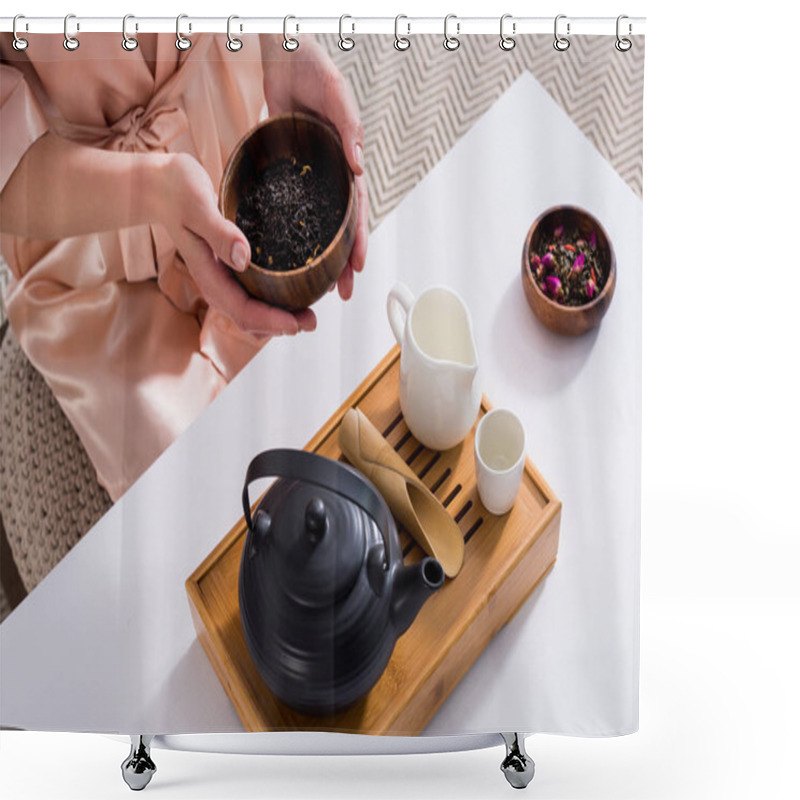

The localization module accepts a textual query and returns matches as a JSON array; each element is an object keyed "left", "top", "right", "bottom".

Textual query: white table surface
[{"left": 0, "top": 73, "right": 642, "bottom": 737}]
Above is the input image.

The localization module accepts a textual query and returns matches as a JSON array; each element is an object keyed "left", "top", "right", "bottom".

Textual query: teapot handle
[
  {"left": 387, "top": 282, "right": 415, "bottom": 346},
  {"left": 242, "top": 449, "right": 400, "bottom": 564}
]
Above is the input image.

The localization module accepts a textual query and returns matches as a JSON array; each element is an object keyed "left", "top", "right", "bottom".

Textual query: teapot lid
[
  {"left": 265, "top": 480, "right": 370, "bottom": 608},
  {"left": 242, "top": 450, "right": 399, "bottom": 609}
]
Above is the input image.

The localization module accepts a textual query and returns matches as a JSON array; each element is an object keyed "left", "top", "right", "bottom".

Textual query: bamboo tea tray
[{"left": 186, "top": 346, "right": 561, "bottom": 734}]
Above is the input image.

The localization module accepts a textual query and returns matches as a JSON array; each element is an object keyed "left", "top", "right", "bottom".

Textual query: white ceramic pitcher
[{"left": 387, "top": 283, "right": 481, "bottom": 451}]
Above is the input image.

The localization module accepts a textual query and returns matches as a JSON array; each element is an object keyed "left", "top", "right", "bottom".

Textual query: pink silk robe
[{"left": 1, "top": 34, "right": 267, "bottom": 500}]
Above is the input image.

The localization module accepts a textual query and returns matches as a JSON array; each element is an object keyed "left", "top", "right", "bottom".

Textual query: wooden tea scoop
[{"left": 338, "top": 408, "right": 465, "bottom": 578}]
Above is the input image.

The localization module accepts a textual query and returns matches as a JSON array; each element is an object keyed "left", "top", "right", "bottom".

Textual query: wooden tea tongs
[{"left": 339, "top": 409, "right": 465, "bottom": 578}]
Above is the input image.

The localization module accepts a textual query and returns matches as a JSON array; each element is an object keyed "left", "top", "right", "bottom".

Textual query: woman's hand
[
  {"left": 153, "top": 153, "right": 316, "bottom": 336},
  {"left": 260, "top": 35, "right": 369, "bottom": 301}
]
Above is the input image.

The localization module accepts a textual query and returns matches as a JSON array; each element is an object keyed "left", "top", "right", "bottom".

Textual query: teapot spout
[{"left": 391, "top": 558, "right": 445, "bottom": 636}]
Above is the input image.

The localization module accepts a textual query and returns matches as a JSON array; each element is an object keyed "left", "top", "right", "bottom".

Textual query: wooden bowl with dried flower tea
[
  {"left": 521, "top": 205, "right": 616, "bottom": 337},
  {"left": 220, "top": 113, "right": 357, "bottom": 311}
]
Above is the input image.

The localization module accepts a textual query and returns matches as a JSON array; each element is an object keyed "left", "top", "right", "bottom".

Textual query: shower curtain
[{"left": 0, "top": 24, "right": 644, "bottom": 742}]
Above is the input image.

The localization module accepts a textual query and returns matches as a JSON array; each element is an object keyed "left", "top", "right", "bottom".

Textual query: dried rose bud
[
  {"left": 572, "top": 253, "right": 585, "bottom": 273},
  {"left": 586, "top": 278, "right": 597, "bottom": 299},
  {"left": 541, "top": 252, "right": 555, "bottom": 269},
  {"left": 589, "top": 230, "right": 597, "bottom": 249},
  {"left": 553, "top": 225, "right": 564, "bottom": 239},
  {"left": 544, "top": 275, "right": 562, "bottom": 298},
  {"left": 531, "top": 253, "right": 541, "bottom": 268},
  {"left": 577, "top": 238, "right": 586, "bottom": 248}
]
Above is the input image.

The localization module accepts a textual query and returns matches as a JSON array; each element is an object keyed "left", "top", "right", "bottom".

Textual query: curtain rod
[{"left": 0, "top": 16, "right": 646, "bottom": 37}]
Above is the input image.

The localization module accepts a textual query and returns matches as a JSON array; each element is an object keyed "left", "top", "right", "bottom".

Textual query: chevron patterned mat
[{"left": 323, "top": 34, "right": 645, "bottom": 231}]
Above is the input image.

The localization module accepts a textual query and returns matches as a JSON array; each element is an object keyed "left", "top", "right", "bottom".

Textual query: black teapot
[{"left": 239, "top": 449, "right": 445, "bottom": 716}]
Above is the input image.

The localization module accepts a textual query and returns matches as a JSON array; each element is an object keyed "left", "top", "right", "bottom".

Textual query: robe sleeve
[{"left": 0, "top": 64, "right": 49, "bottom": 194}]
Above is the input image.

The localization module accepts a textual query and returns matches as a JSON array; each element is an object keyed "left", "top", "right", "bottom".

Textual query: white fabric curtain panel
[{"left": 0, "top": 17, "right": 645, "bottom": 792}]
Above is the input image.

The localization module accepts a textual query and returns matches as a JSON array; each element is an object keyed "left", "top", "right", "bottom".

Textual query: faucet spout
[{"left": 391, "top": 557, "right": 445, "bottom": 636}]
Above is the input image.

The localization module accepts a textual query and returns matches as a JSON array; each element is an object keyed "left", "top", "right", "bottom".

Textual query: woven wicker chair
[{"left": 0, "top": 320, "right": 111, "bottom": 620}]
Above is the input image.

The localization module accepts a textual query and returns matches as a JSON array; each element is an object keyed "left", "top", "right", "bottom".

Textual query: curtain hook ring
[
  {"left": 283, "top": 15, "right": 299, "bottom": 51},
  {"left": 12, "top": 14, "right": 29, "bottom": 51},
  {"left": 227, "top": 15, "right": 243, "bottom": 51},
  {"left": 394, "top": 14, "right": 410, "bottom": 51},
  {"left": 176, "top": 14, "right": 192, "bottom": 51},
  {"left": 443, "top": 14, "right": 460, "bottom": 51},
  {"left": 122, "top": 14, "right": 138, "bottom": 51},
  {"left": 338, "top": 14, "right": 355, "bottom": 51},
  {"left": 553, "top": 14, "right": 570, "bottom": 52},
  {"left": 499, "top": 14, "right": 516, "bottom": 51},
  {"left": 615, "top": 15, "right": 632, "bottom": 52},
  {"left": 63, "top": 13, "right": 80, "bottom": 51}
]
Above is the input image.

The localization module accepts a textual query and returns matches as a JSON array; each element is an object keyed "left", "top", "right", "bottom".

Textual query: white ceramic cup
[{"left": 474, "top": 409, "right": 526, "bottom": 515}]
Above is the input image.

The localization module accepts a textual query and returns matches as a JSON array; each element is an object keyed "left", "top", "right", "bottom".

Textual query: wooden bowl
[
  {"left": 220, "top": 113, "right": 357, "bottom": 311},
  {"left": 521, "top": 205, "right": 616, "bottom": 336}
]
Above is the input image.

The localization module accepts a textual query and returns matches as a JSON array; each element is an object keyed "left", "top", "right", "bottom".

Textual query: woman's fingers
[
  {"left": 349, "top": 174, "right": 369, "bottom": 273},
  {"left": 261, "top": 41, "right": 367, "bottom": 299},
  {"left": 190, "top": 196, "right": 251, "bottom": 273},
  {"left": 216, "top": 217, "right": 251, "bottom": 273},
  {"left": 174, "top": 153, "right": 250, "bottom": 272},
  {"left": 320, "top": 68, "right": 365, "bottom": 176},
  {"left": 337, "top": 263, "right": 354, "bottom": 300},
  {"left": 278, "top": 47, "right": 364, "bottom": 177},
  {"left": 178, "top": 229, "right": 314, "bottom": 336},
  {"left": 294, "top": 308, "right": 318, "bottom": 332},
  {"left": 164, "top": 154, "right": 317, "bottom": 336}
]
